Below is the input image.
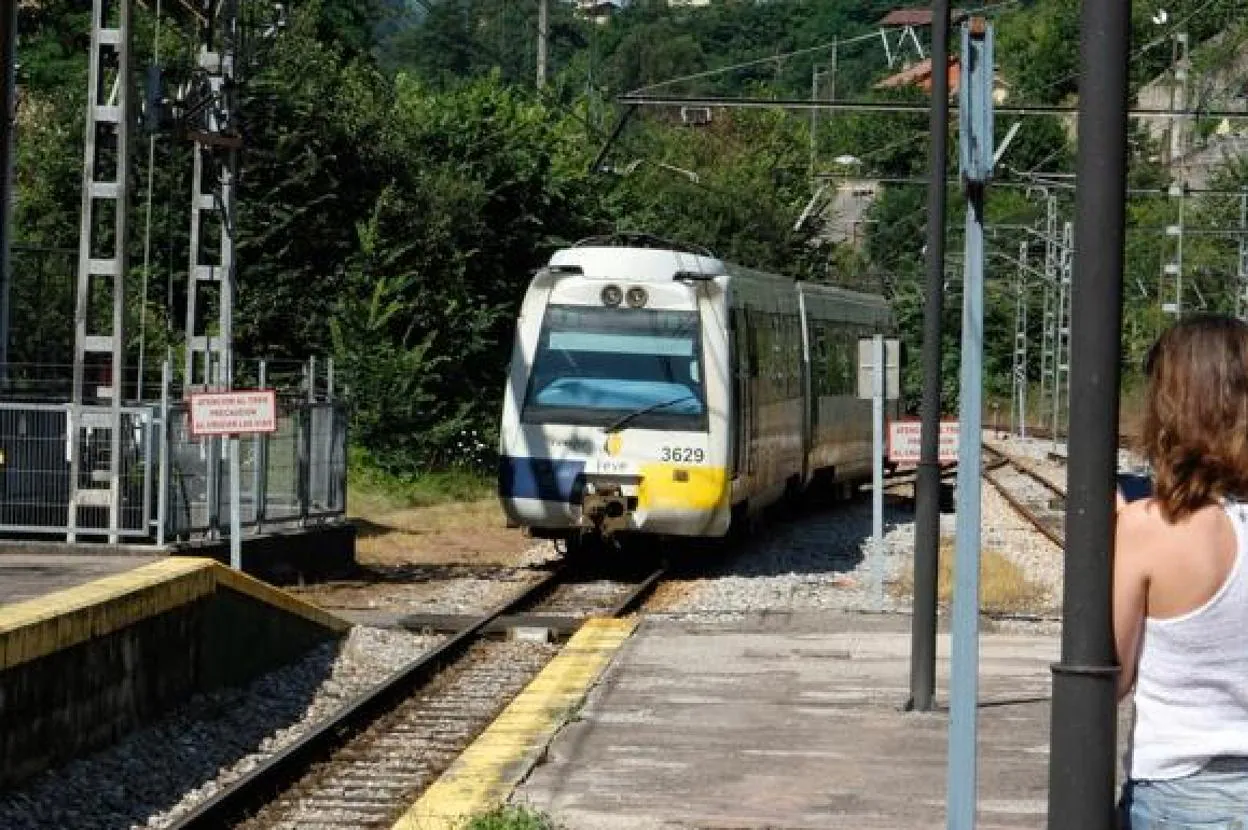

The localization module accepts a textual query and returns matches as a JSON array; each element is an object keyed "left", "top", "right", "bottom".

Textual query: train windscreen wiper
[{"left": 602, "top": 394, "right": 697, "bottom": 434}]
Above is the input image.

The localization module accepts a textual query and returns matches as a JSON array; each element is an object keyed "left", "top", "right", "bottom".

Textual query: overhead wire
[{"left": 625, "top": 28, "right": 896, "bottom": 98}]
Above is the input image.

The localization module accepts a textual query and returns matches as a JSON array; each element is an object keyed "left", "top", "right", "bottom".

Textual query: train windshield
[{"left": 522, "top": 305, "right": 707, "bottom": 430}]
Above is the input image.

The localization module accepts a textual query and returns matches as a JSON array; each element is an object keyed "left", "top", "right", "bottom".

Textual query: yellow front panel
[{"left": 637, "top": 464, "right": 729, "bottom": 511}]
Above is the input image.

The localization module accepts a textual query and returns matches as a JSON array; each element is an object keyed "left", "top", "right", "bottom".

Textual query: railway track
[
  {"left": 981, "top": 443, "right": 1067, "bottom": 548},
  {"left": 169, "top": 561, "right": 664, "bottom": 830}
]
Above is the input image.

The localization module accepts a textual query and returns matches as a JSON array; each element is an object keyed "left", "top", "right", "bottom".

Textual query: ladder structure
[
  {"left": 182, "top": 0, "right": 242, "bottom": 538},
  {"left": 1010, "top": 240, "right": 1028, "bottom": 438},
  {"left": 184, "top": 0, "right": 241, "bottom": 392},
  {"left": 1037, "top": 200, "right": 1058, "bottom": 432},
  {"left": 1051, "top": 221, "right": 1073, "bottom": 445},
  {"left": 1236, "top": 190, "right": 1248, "bottom": 322},
  {"left": 68, "top": 0, "right": 132, "bottom": 542}
]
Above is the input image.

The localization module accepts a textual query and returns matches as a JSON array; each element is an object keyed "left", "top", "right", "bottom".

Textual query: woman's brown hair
[{"left": 1143, "top": 314, "right": 1248, "bottom": 522}]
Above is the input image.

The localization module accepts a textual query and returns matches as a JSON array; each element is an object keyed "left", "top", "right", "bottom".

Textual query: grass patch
[
  {"left": 349, "top": 457, "right": 494, "bottom": 516},
  {"left": 461, "top": 806, "right": 562, "bottom": 830},
  {"left": 344, "top": 452, "right": 525, "bottom": 565},
  {"left": 893, "top": 539, "right": 1048, "bottom": 613}
]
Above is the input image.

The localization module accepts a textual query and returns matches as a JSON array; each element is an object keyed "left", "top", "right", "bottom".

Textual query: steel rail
[
  {"left": 608, "top": 564, "right": 667, "bottom": 617},
  {"left": 983, "top": 444, "right": 1066, "bottom": 499},
  {"left": 981, "top": 444, "right": 1067, "bottom": 548},
  {"left": 168, "top": 568, "right": 568, "bottom": 830},
  {"left": 169, "top": 560, "right": 667, "bottom": 829}
]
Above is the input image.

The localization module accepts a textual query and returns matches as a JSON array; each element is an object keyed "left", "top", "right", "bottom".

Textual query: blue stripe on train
[{"left": 499, "top": 456, "right": 586, "bottom": 502}]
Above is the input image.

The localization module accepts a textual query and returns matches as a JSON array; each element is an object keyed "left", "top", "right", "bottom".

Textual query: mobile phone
[{"left": 1116, "top": 473, "right": 1153, "bottom": 503}]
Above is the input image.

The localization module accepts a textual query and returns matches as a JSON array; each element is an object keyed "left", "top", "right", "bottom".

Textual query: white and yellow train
[{"left": 497, "top": 236, "right": 897, "bottom": 547}]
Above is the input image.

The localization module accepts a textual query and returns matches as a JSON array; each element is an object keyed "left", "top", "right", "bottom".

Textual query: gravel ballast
[
  {"left": 0, "top": 626, "right": 441, "bottom": 830},
  {"left": 653, "top": 431, "right": 1094, "bottom": 621}
]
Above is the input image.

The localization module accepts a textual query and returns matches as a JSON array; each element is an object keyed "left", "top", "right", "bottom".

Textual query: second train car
[{"left": 497, "top": 235, "right": 897, "bottom": 548}]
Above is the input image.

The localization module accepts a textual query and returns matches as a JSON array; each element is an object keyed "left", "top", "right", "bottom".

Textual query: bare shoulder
[{"left": 1116, "top": 499, "right": 1170, "bottom": 559}]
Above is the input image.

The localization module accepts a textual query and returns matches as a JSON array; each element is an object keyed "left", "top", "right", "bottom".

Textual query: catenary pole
[
  {"left": 1045, "top": 0, "right": 1129, "bottom": 825},
  {"left": 946, "top": 19, "right": 994, "bottom": 827},
  {"left": 0, "top": 0, "right": 15, "bottom": 379},
  {"left": 536, "top": 0, "right": 548, "bottom": 90},
  {"left": 908, "top": 0, "right": 950, "bottom": 713}
]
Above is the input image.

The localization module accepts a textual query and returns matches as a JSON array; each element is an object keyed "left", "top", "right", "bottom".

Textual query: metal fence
[
  {"left": 0, "top": 394, "right": 346, "bottom": 545},
  {"left": 163, "top": 399, "right": 347, "bottom": 542}
]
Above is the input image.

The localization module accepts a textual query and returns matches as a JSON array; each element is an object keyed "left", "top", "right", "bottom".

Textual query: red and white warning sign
[
  {"left": 189, "top": 390, "right": 278, "bottom": 437},
  {"left": 887, "top": 417, "right": 959, "bottom": 465}
]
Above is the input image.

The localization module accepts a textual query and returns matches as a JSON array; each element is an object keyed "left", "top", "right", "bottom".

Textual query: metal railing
[
  {"left": 0, "top": 360, "right": 347, "bottom": 545},
  {"left": 163, "top": 399, "right": 347, "bottom": 543}
]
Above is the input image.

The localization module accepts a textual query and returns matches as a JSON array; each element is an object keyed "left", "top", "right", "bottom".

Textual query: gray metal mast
[
  {"left": 1237, "top": 190, "right": 1248, "bottom": 321},
  {"left": 536, "top": 0, "right": 548, "bottom": 89},
  {"left": 1051, "top": 220, "right": 1073, "bottom": 447},
  {"left": 184, "top": 0, "right": 240, "bottom": 391},
  {"left": 69, "top": 0, "right": 133, "bottom": 543},
  {"left": 1011, "top": 239, "right": 1028, "bottom": 438},
  {"left": 0, "top": 0, "right": 16, "bottom": 381},
  {"left": 1037, "top": 194, "right": 1057, "bottom": 430}
]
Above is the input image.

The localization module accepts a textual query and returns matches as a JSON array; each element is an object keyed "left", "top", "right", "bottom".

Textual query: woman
[{"left": 1116, "top": 314, "right": 1248, "bottom": 827}]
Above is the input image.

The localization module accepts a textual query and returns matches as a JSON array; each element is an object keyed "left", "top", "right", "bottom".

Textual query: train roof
[
  {"left": 797, "top": 279, "right": 891, "bottom": 309},
  {"left": 544, "top": 244, "right": 888, "bottom": 307},
  {"left": 547, "top": 245, "right": 731, "bottom": 283}
]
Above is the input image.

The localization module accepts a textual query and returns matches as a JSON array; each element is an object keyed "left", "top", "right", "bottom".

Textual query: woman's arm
[{"left": 1113, "top": 504, "right": 1152, "bottom": 700}]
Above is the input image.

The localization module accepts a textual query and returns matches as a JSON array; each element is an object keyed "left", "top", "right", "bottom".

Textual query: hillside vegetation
[{"left": 9, "top": 0, "right": 1248, "bottom": 477}]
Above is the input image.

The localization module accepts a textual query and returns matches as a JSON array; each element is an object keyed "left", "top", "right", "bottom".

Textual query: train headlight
[
  {"left": 626, "top": 287, "right": 648, "bottom": 308},
  {"left": 601, "top": 285, "right": 623, "bottom": 307}
]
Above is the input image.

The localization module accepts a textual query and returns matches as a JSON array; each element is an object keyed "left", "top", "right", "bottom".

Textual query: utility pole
[
  {"left": 908, "top": 0, "right": 952, "bottom": 715},
  {"left": 537, "top": 0, "right": 548, "bottom": 90},
  {"left": 1011, "top": 240, "right": 1028, "bottom": 438},
  {"left": 184, "top": 0, "right": 241, "bottom": 392},
  {"left": 1167, "top": 32, "right": 1189, "bottom": 168},
  {"left": 1046, "top": 0, "right": 1129, "bottom": 824},
  {"left": 0, "top": 0, "right": 15, "bottom": 381},
  {"left": 184, "top": 0, "right": 241, "bottom": 541},
  {"left": 1051, "top": 221, "right": 1072, "bottom": 448},
  {"left": 1038, "top": 192, "right": 1057, "bottom": 430},
  {"left": 809, "top": 41, "right": 838, "bottom": 183},
  {"left": 810, "top": 64, "right": 818, "bottom": 181},
  {"left": 1163, "top": 31, "right": 1188, "bottom": 320},
  {"left": 1163, "top": 183, "right": 1185, "bottom": 318},
  {"left": 946, "top": 19, "right": 993, "bottom": 827},
  {"left": 1236, "top": 189, "right": 1248, "bottom": 321},
  {"left": 70, "top": 0, "right": 132, "bottom": 543}
]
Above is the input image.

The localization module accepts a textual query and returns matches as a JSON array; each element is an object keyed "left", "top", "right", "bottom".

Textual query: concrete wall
[{"left": 0, "top": 559, "right": 349, "bottom": 789}]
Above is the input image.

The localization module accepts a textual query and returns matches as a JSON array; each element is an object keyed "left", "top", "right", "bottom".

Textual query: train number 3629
[{"left": 660, "top": 447, "right": 705, "bottom": 463}]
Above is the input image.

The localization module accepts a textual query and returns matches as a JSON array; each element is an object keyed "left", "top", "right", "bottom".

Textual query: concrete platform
[
  {"left": 0, "top": 552, "right": 160, "bottom": 606},
  {"left": 0, "top": 557, "right": 350, "bottom": 788},
  {"left": 0, "top": 520, "right": 357, "bottom": 602},
  {"left": 512, "top": 612, "right": 1091, "bottom": 830}
]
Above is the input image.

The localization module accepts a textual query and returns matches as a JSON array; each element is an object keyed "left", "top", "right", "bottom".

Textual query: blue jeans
[{"left": 1120, "top": 759, "right": 1248, "bottom": 829}]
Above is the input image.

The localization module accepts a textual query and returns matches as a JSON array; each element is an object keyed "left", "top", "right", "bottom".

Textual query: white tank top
[{"left": 1128, "top": 500, "right": 1248, "bottom": 780}]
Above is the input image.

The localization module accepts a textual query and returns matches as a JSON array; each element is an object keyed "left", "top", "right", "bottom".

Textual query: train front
[{"left": 498, "top": 246, "right": 732, "bottom": 546}]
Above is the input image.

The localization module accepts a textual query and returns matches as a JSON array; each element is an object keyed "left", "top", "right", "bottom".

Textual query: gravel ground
[
  {"left": 0, "top": 626, "right": 442, "bottom": 830},
  {"left": 990, "top": 432, "right": 1147, "bottom": 475},
  {"left": 650, "top": 494, "right": 921, "bottom": 619},
  {"left": 653, "top": 432, "right": 1082, "bottom": 622},
  {"left": 289, "top": 572, "right": 538, "bottom": 615},
  {"left": 288, "top": 544, "right": 561, "bottom": 616}
]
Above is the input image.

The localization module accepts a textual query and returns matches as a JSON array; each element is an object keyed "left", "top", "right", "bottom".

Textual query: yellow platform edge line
[
  {"left": 0, "top": 558, "right": 350, "bottom": 671},
  {"left": 392, "top": 616, "right": 639, "bottom": 830}
]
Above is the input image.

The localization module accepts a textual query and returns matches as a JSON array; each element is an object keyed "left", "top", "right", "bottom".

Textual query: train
[{"left": 497, "top": 234, "right": 898, "bottom": 549}]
